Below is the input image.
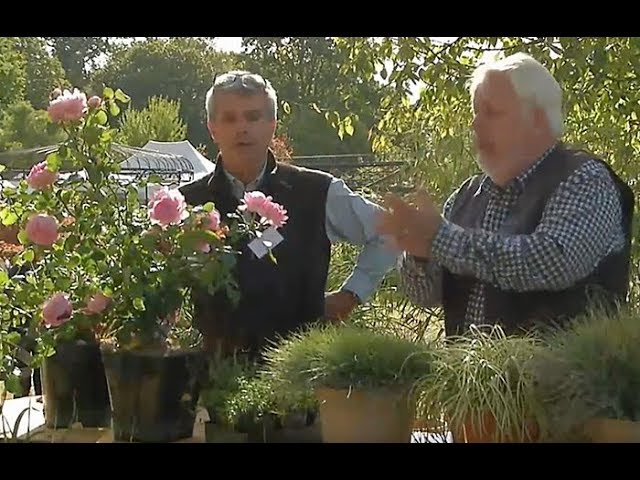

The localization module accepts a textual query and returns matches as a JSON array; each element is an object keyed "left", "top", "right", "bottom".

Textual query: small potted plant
[
  {"left": 261, "top": 323, "right": 434, "bottom": 443},
  {"left": 530, "top": 305, "right": 640, "bottom": 442},
  {"left": 199, "top": 352, "right": 256, "bottom": 443},
  {"left": 413, "top": 324, "right": 546, "bottom": 443}
]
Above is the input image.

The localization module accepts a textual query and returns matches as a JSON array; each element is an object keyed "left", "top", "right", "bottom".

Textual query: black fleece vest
[
  {"left": 179, "top": 152, "right": 332, "bottom": 356},
  {"left": 441, "top": 145, "right": 635, "bottom": 336}
]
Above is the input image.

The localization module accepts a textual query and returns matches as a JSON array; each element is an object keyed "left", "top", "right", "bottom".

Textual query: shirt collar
[{"left": 222, "top": 158, "right": 268, "bottom": 198}]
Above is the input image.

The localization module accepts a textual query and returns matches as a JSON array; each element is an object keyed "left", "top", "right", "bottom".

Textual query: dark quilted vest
[
  {"left": 179, "top": 152, "right": 332, "bottom": 356},
  {"left": 441, "top": 145, "right": 635, "bottom": 336}
]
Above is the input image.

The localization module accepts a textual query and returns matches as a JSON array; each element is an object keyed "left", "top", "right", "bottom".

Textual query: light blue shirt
[{"left": 223, "top": 163, "right": 399, "bottom": 303}]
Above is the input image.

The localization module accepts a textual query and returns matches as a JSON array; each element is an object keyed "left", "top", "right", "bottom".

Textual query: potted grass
[
  {"left": 199, "top": 352, "right": 256, "bottom": 443},
  {"left": 200, "top": 352, "right": 321, "bottom": 443},
  {"left": 530, "top": 305, "right": 640, "bottom": 443},
  {"left": 2, "top": 86, "right": 288, "bottom": 442},
  {"left": 413, "top": 324, "right": 546, "bottom": 443},
  {"left": 261, "top": 323, "right": 434, "bottom": 443},
  {"left": 225, "top": 373, "right": 321, "bottom": 443}
]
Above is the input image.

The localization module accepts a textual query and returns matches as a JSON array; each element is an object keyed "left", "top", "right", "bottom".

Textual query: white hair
[
  {"left": 469, "top": 52, "right": 564, "bottom": 137},
  {"left": 205, "top": 70, "right": 278, "bottom": 123}
]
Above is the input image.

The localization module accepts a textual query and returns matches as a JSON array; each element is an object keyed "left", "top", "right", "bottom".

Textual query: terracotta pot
[
  {"left": 315, "top": 386, "right": 415, "bottom": 443},
  {"left": 581, "top": 418, "right": 640, "bottom": 443},
  {"left": 450, "top": 411, "right": 540, "bottom": 443}
]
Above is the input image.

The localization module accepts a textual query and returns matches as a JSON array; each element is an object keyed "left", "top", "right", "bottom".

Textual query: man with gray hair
[
  {"left": 180, "top": 70, "right": 399, "bottom": 357},
  {"left": 377, "top": 52, "right": 634, "bottom": 337}
]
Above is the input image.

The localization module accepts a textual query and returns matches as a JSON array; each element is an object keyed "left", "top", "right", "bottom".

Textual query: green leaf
[
  {"left": 0, "top": 270, "right": 8, "bottom": 288},
  {"left": 109, "top": 101, "right": 121, "bottom": 117},
  {"left": 95, "top": 110, "right": 108, "bottom": 125},
  {"left": 0, "top": 164, "right": 5, "bottom": 173},
  {"left": 65, "top": 234, "right": 79, "bottom": 251},
  {"left": 68, "top": 253, "right": 81, "bottom": 268},
  {"left": 17, "top": 230, "right": 28, "bottom": 245},
  {"left": 133, "top": 297, "right": 146, "bottom": 311},
  {"left": 5, "top": 331, "right": 21, "bottom": 345},
  {"left": 23, "top": 249, "right": 34, "bottom": 262},
  {"left": 0, "top": 293, "right": 8, "bottom": 306},
  {"left": 46, "top": 152, "right": 62, "bottom": 172},
  {"left": 2, "top": 211, "right": 18, "bottom": 226},
  {"left": 345, "top": 123, "right": 354, "bottom": 137},
  {"left": 114, "top": 88, "right": 131, "bottom": 104},
  {"left": 103, "top": 87, "right": 114, "bottom": 100},
  {"left": 127, "top": 188, "right": 139, "bottom": 208},
  {"left": 203, "top": 202, "right": 215, "bottom": 213},
  {"left": 5, "top": 374, "right": 23, "bottom": 396}
]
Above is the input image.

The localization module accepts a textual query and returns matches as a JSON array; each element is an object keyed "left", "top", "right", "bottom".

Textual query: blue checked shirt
[
  {"left": 223, "top": 165, "right": 400, "bottom": 303},
  {"left": 399, "top": 146, "right": 626, "bottom": 327}
]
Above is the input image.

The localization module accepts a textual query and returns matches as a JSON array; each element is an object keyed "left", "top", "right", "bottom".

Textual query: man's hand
[
  {"left": 375, "top": 190, "right": 443, "bottom": 259},
  {"left": 324, "top": 290, "right": 359, "bottom": 323}
]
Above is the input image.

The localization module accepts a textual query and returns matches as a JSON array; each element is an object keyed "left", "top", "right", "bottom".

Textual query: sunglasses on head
[{"left": 212, "top": 72, "right": 268, "bottom": 92}]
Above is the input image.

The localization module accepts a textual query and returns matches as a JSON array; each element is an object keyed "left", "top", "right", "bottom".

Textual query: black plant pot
[
  {"left": 101, "top": 347, "right": 207, "bottom": 442},
  {"left": 40, "top": 340, "right": 111, "bottom": 429}
]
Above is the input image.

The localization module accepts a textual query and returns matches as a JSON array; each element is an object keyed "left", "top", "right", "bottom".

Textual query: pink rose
[
  {"left": 197, "top": 210, "right": 222, "bottom": 253},
  {"left": 239, "top": 192, "right": 271, "bottom": 215},
  {"left": 87, "top": 96, "right": 102, "bottom": 109},
  {"left": 26, "top": 161, "right": 58, "bottom": 190},
  {"left": 47, "top": 88, "right": 87, "bottom": 123},
  {"left": 25, "top": 214, "right": 59, "bottom": 247},
  {"left": 84, "top": 292, "right": 111, "bottom": 315},
  {"left": 148, "top": 188, "right": 188, "bottom": 226},
  {"left": 197, "top": 242, "right": 212, "bottom": 253},
  {"left": 260, "top": 201, "right": 288, "bottom": 228},
  {"left": 203, "top": 210, "right": 221, "bottom": 231},
  {"left": 42, "top": 293, "right": 72, "bottom": 328}
]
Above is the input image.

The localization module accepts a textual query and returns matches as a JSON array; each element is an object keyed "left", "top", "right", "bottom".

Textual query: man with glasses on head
[{"left": 180, "top": 70, "right": 399, "bottom": 358}]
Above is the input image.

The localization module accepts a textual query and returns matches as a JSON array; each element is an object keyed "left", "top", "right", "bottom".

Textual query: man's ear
[
  {"left": 207, "top": 121, "right": 217, "bottom": 143},
  {"left": 532, "top": 106, "right": 549, "bottom": 132}
]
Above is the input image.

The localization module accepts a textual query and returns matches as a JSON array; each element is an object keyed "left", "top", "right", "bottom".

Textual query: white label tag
[
  {"left": 248, "top": 237, "right": 269, "bottom": 258},
  {"left": 247, "top": 227, "right": 284, "bottom": 259},
  {"left": 261, "top": 226, "right": 284, "bottom": 249}
]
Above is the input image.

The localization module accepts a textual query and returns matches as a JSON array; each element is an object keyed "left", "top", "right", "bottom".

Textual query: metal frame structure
[
  {"left": 291, "top": 153, "right": 410, "bottom": 193},
  {"left": 0, "top": 143, "right": 195, "bottom": 187}
]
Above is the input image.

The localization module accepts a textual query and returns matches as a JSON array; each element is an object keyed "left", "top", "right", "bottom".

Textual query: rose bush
[{"left": 0, "top": 85, "right": 288, "bottom": 372}]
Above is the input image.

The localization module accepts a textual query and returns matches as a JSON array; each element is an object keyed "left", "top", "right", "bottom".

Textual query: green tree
[
  {"left": 13, "top": 37, "right": 69, "bottom": 110},
  {"left": 116, "top": 96, "right": 188, "bottom": 147},
  {"left": 89, "top": 37, "right": 240, "bottom": 151},
  {"left": 0, "top": 38, "right": 26, "bottom": 110},
  {"left": 240, "top": 37, "right": 385, "bottom": 156},
  {"left": 0, "top": 101, "right": 67, "bottom": 150},
  {"left": 44, "top": 37, "right": 130, "bottom": 88}
]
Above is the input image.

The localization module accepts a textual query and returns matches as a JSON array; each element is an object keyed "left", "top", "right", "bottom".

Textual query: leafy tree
[
  {"left": 116, "top": 96, "right": 187, "bottom": 147},
  {"left": 89, "top": 37, "right": 240, "bottom": 151},
  {"left": 0, "top": 38, "right": 26, "bottom": 110},
  {"left": 13, "top": 37, "right": 69, "bottom": 110},
  {"left": 44, "top": 37, "right": 130, "bottom": 88},
  {"left": 0, "top": 101, "right": 67, "bottom": 150},
  {"left": 240, "top": 37, "right": 385, "bottom": 155}
]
